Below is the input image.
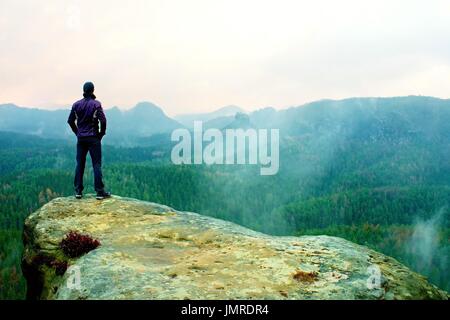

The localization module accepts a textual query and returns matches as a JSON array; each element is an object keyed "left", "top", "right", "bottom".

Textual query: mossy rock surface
[{"left": 22, "top": 195, "right": 448, "bottom": 300}]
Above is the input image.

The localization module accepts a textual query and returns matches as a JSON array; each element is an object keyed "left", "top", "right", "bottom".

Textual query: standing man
[{"left": 67, "top": 82, "right": 111, "bottom": 200}]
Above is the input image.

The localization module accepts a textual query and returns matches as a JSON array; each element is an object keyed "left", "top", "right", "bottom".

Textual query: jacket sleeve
[
  {"left": 96, "top": 103, "right": 107, "bottom": 136},
  {"left": 67, "top": 105, "right": 78, "bottom": 135}
]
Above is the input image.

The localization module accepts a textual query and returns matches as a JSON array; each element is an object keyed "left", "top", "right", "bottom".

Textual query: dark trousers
[{"left": 74, "top": 136, "right": 104, "bottom": 193}]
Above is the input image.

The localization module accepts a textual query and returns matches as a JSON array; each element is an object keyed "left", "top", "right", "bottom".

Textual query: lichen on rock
[{"left": 22, "top": 195, "right": 448, "bottom": 300}]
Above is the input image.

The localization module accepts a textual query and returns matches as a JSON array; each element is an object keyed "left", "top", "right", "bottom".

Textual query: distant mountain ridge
[
  {"left": 106, "top": 102, "right": 182, "bottom": 143},
  {"left": 174, "top": 105, "right": 245, "bottom": 128},
  {"left": 0, "top": 101, "right": 183, "bottom": 146},
  {"left": 1, "top": 96, "right": 450, "bottom": 146}
]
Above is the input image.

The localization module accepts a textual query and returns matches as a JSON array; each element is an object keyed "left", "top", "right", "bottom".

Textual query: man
[{"left": 67, "top": 82, "right": 111, "bottom": 200}]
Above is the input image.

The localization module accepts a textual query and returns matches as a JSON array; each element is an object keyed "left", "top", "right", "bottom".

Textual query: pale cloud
[{"left": 0, "top": 0, "right": 449, "bottom": 115}]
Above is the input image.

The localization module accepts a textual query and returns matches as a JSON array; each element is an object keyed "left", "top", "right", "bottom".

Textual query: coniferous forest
[{"left": 0, "top": 97, "right": 449, "bottom": 299}]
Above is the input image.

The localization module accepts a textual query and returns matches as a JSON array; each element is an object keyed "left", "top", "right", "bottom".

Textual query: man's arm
[
  {"left": 96, "top": 103, "right": 107, "bottom": 138},
  {"left": 67, "top": 105, "right": 78, "bottom": 135}
]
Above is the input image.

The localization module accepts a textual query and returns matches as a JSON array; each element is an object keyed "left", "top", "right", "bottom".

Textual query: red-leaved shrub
[{"left": 59, "top": 231, "right": 100, "bottom": 258}]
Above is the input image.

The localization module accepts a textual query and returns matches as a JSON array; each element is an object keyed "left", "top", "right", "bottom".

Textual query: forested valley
[{"left": 1, "top": 97, "right": 449, "bottom": 298}]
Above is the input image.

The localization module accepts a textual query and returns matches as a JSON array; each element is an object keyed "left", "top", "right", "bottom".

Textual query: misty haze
[
  {"left": 1, "top": 96, "right": 449, "bottom": 298},
  {"left": 0, "top": 0, "right": 449, "bottom": 303}
]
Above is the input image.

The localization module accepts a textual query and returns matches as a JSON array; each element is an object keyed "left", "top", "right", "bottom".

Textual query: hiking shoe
[
  {"left": 75, "top": 193, "right": 82, "bottom": 199},
  {"left": 96, "top": 191, "right": 111, "bottom": 200}
]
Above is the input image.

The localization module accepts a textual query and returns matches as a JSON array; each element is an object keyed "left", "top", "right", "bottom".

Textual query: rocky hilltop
[{"left": 22, "top": 196, "right": 447, "bottom": 300}]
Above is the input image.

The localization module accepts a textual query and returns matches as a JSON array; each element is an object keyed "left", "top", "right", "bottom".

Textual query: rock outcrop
[{"left": 22, "top": 195, "right": 447, "bottom": 300}]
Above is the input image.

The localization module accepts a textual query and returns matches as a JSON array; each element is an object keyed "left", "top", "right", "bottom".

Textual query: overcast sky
[{"left": 1, "top": 0, "right": 449, "bottom": 116}]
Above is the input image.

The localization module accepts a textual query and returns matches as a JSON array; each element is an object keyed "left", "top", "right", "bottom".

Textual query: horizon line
[{"left": 0, "top": 94, "right": 448, "bottom": 117}]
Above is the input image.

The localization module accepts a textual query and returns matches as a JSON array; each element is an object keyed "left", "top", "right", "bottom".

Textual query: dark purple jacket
[{"left": 67, "top": 98, "right": 106, "bottom": 138}]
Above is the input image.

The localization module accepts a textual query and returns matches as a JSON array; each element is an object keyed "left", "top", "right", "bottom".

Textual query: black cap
[{"left": 83, "top": 82, "right": 95, "bottom": 94}]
